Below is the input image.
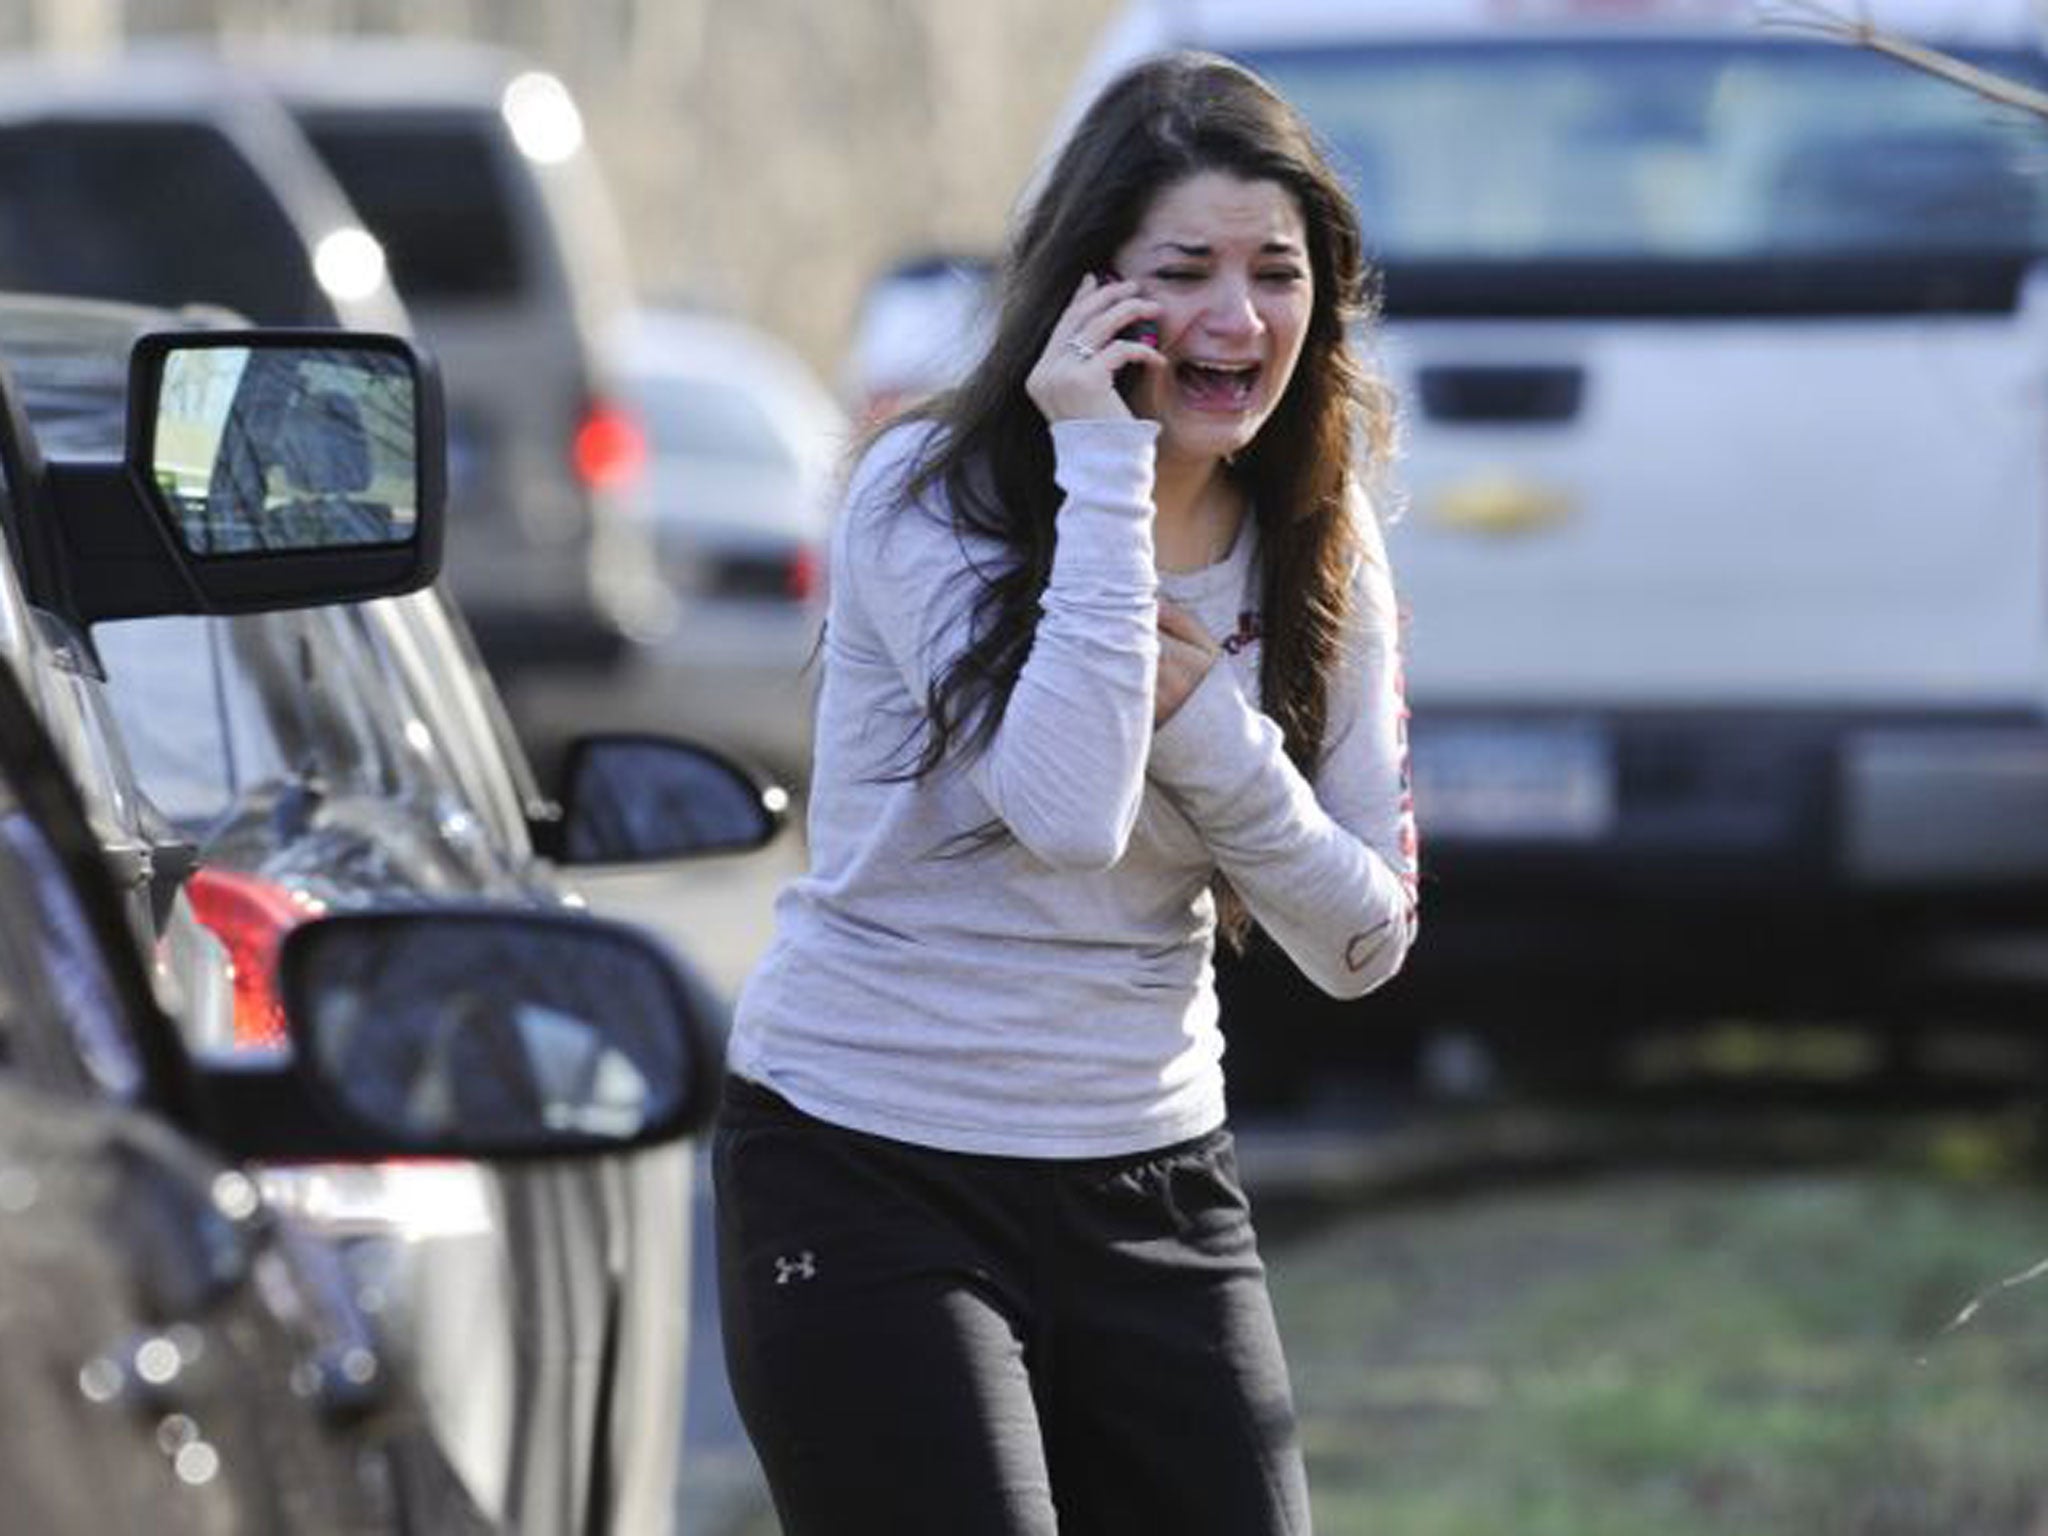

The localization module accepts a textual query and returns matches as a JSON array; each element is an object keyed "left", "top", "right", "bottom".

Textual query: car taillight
[
  {"left": 184, "top": 869, "right": 326, "bottom": 1053},
  {"left": 787, "top": 544, "right": 821, "bottom": 603},
  {"left": 572, "top": 398, "right": 647, "bottom": 491}
]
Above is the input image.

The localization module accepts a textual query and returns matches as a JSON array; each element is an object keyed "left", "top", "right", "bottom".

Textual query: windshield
[
  {"left": 638, "top": 374, "right": 801, "bottom": 471},
  {"left": 1240, "top": 39, "right": 2048, "bottom": 308}
]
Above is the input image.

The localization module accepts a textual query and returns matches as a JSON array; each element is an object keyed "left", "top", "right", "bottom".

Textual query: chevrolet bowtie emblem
[{"left": 1426, "top": 474, "right": 1574, "bottom": 536}]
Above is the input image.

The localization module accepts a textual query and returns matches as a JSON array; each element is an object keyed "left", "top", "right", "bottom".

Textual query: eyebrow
[{"left": 1149, "top": 239, "right": 1305, "bottom": 258}]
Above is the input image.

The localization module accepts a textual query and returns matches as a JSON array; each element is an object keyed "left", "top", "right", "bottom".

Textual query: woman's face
[{"left": 1110, "top": 170, "right": 1313, "bottom": 472}]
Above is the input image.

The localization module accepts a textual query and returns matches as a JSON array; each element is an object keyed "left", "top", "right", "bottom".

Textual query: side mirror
[
  {"left": 199, "top": 906, "right": 718, "bottom": 1162},
  {"left": 43, "top": 329, "right": 445, "bottom": 624},
  {"left": 544, "top": 734, "right": 789, "bottom": 866},
  {"left": 147, "top": 339, "right": 424, "bottom": 555}
]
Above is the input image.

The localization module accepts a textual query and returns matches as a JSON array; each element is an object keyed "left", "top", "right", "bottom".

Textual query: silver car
[
  {"left": 513, "top": 306, "right": 847, "bottom": 786},
  {"left": 9, "top": 294, "right": 782, "bottom": 1536}
]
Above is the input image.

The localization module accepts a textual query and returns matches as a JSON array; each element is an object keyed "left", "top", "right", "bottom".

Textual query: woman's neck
[{"left": 1152, "top": 453, "right": 1242, "bottom": 574}]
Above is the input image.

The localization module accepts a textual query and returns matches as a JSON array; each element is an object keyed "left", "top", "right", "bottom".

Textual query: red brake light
[
  {"left": 787, "top": 544, "right": 821, "bottom": 603},
  {"left": 185, "top": 869, "right": 326, "bottom": 1052},
  {"left": 573, "top": 400, "right": 647, "bottom": 491}
]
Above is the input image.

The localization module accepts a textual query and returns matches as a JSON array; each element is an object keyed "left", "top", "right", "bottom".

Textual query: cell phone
[{"left": 1098, "top": 269, "right": 1160, "bottom": 350}]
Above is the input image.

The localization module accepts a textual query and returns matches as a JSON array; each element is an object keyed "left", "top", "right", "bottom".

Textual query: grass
[{"left": 1270, "top": 1167, "right": 2048, "bottom": 1535}]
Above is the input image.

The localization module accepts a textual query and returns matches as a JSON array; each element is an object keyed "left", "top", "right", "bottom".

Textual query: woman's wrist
[{"left": 1050, "top": 418, "right": 1160, "bottom": 523}]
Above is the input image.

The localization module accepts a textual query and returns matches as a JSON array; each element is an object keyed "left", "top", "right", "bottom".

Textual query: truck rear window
[
  {"left": 295, "top": 112, "right": 527, "bottom": 303},
  {"left": 0, "top": 121, "right": 320, "bottom": 323},
  {"left": 1240, "top": 38, "right": 2048, "bottom": 315}
]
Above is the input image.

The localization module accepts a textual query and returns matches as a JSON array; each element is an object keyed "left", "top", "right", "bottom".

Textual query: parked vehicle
[
  {"left": 1067, "top": 0, "right": 2048, "bottom": 1086},
  {"left": 517, "top": 306, "right": 846, "bottom": 784},
  {"left": 0, "top": 301, "right": 439, "bottom": 967},
  {"left": 3, "top": 292, "right": 784, "bottom": 1536},
  {"left": 0, "top": 630, "right": 717, "bottom": 1535},
  {"left": 0, "top": 43, "right": 661, "bottom": 739},
  {"left": 0, "top": 51, "right": 406, "bottom": 332},
  {"left": 0, "top": 621, "right": 477, "bottom": 1536},
  {"left": 239, "top": 37, "right": 671, "bottom": 684},
  {"left": 839, "top": 251, "right": 995, "bottom": 427},
  {"left": 0, "top": 285, "right": 722, "bottom": 1532}
]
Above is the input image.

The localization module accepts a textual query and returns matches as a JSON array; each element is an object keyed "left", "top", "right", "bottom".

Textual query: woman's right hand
[
  {"left": 1155, "top": 599, "right": 1219, "bottom": 725},
  {"left": 1027, "top": 273, "right": 1162, "bottom": 425}
]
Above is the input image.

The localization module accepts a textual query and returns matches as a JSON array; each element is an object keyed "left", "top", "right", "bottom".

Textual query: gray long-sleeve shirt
[{"left": 726, "top": 418, "right": 1418, "bottom": 1157}]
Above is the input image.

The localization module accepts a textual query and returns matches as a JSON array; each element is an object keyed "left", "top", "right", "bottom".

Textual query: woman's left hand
[{"left": 1156, "top": 600, "right": 1219, "bottom": 725}]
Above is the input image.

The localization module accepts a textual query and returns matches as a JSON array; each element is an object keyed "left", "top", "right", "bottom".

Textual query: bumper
[
  {"left": 1412, "top": 708, "right": 2048, "bottom": 897},
  {"left": 1841, "top": 727, "right": 2048, "bottom": 886}
]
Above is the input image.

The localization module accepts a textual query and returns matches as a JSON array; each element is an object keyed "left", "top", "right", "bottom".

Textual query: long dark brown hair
[{"left": 881, "top": 52, "right": 1395, "bottom": 882}]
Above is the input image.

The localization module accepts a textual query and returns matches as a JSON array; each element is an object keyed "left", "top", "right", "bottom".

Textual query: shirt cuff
[{"left": 1051, "top": 418, "right": 1160, "bottom": 516}]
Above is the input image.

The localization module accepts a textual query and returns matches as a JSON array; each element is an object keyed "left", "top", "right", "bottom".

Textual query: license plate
[{"left": 1411, "top": 720, "right": 1615, "bottom": 841}]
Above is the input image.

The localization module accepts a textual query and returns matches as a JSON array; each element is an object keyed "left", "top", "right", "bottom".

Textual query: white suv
[{"left": 1071, "top": 1, "right": 2048, "bottom": 1061}]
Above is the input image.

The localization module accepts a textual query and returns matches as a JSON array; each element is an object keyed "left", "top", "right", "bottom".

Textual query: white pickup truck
[{"left": 1066, "top": 0, "right": 2048, "bottom": 1072}]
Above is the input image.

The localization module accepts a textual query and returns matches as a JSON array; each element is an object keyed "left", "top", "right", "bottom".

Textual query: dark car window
[
  {"left": 0, "top": 310, "right": 130, "bottom": 458},
  {"left": 297, "top": 112, "right": 527, "bottom": 301},
  {"left": 98, "top": 608, "right": 423, "bottom": 833},
  {"left": 0, "top": 412, "right": 146, "bottom": 1099},
  {"left": 0, "top": 121, "right": 321, "bottom": 323},
  {"left": 98, "top": 597, "right": 530, "bottom": 861},
  {"left": 0, "top": 791, "right": 144, "bottom": 1101}
]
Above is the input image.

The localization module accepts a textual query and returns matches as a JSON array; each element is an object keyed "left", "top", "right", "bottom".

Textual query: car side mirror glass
[
  {"left": 553, "top": 735, "right": 787, "bottom": 866},
  {"left": 278, "top": 908, "right": 713, "bottom": 1156},
  {"left": 147, "top": 339, "right": 422, "bottom": 555}
]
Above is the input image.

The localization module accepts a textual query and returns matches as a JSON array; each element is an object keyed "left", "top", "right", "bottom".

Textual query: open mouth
[{"left": 1174, "top": 359, "right": 1261, "bottom": 410}]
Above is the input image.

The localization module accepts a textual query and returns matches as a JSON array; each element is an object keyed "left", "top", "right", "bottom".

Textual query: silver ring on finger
[{"left": 1066, "top": 338, "right": 1096, "bottom": 361}]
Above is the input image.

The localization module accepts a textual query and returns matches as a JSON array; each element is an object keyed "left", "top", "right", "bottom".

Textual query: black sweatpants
[{"left": 712, "top": 1075, "right": 1312, "bottom": 1535}]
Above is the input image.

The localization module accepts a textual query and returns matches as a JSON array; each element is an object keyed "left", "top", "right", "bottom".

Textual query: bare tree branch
[{"left": 1760, "top": 1, "right": 2048, "bottom": 119}]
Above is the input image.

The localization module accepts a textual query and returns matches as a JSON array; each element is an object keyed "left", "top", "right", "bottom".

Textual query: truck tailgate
[{"left": 1384, "top": 289, "right": 2048, "bottom": 709}]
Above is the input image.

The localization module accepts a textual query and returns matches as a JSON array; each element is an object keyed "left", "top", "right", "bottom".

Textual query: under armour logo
[{"left": 774, "top": 1251, "right": 818, "bottom": 1286}]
